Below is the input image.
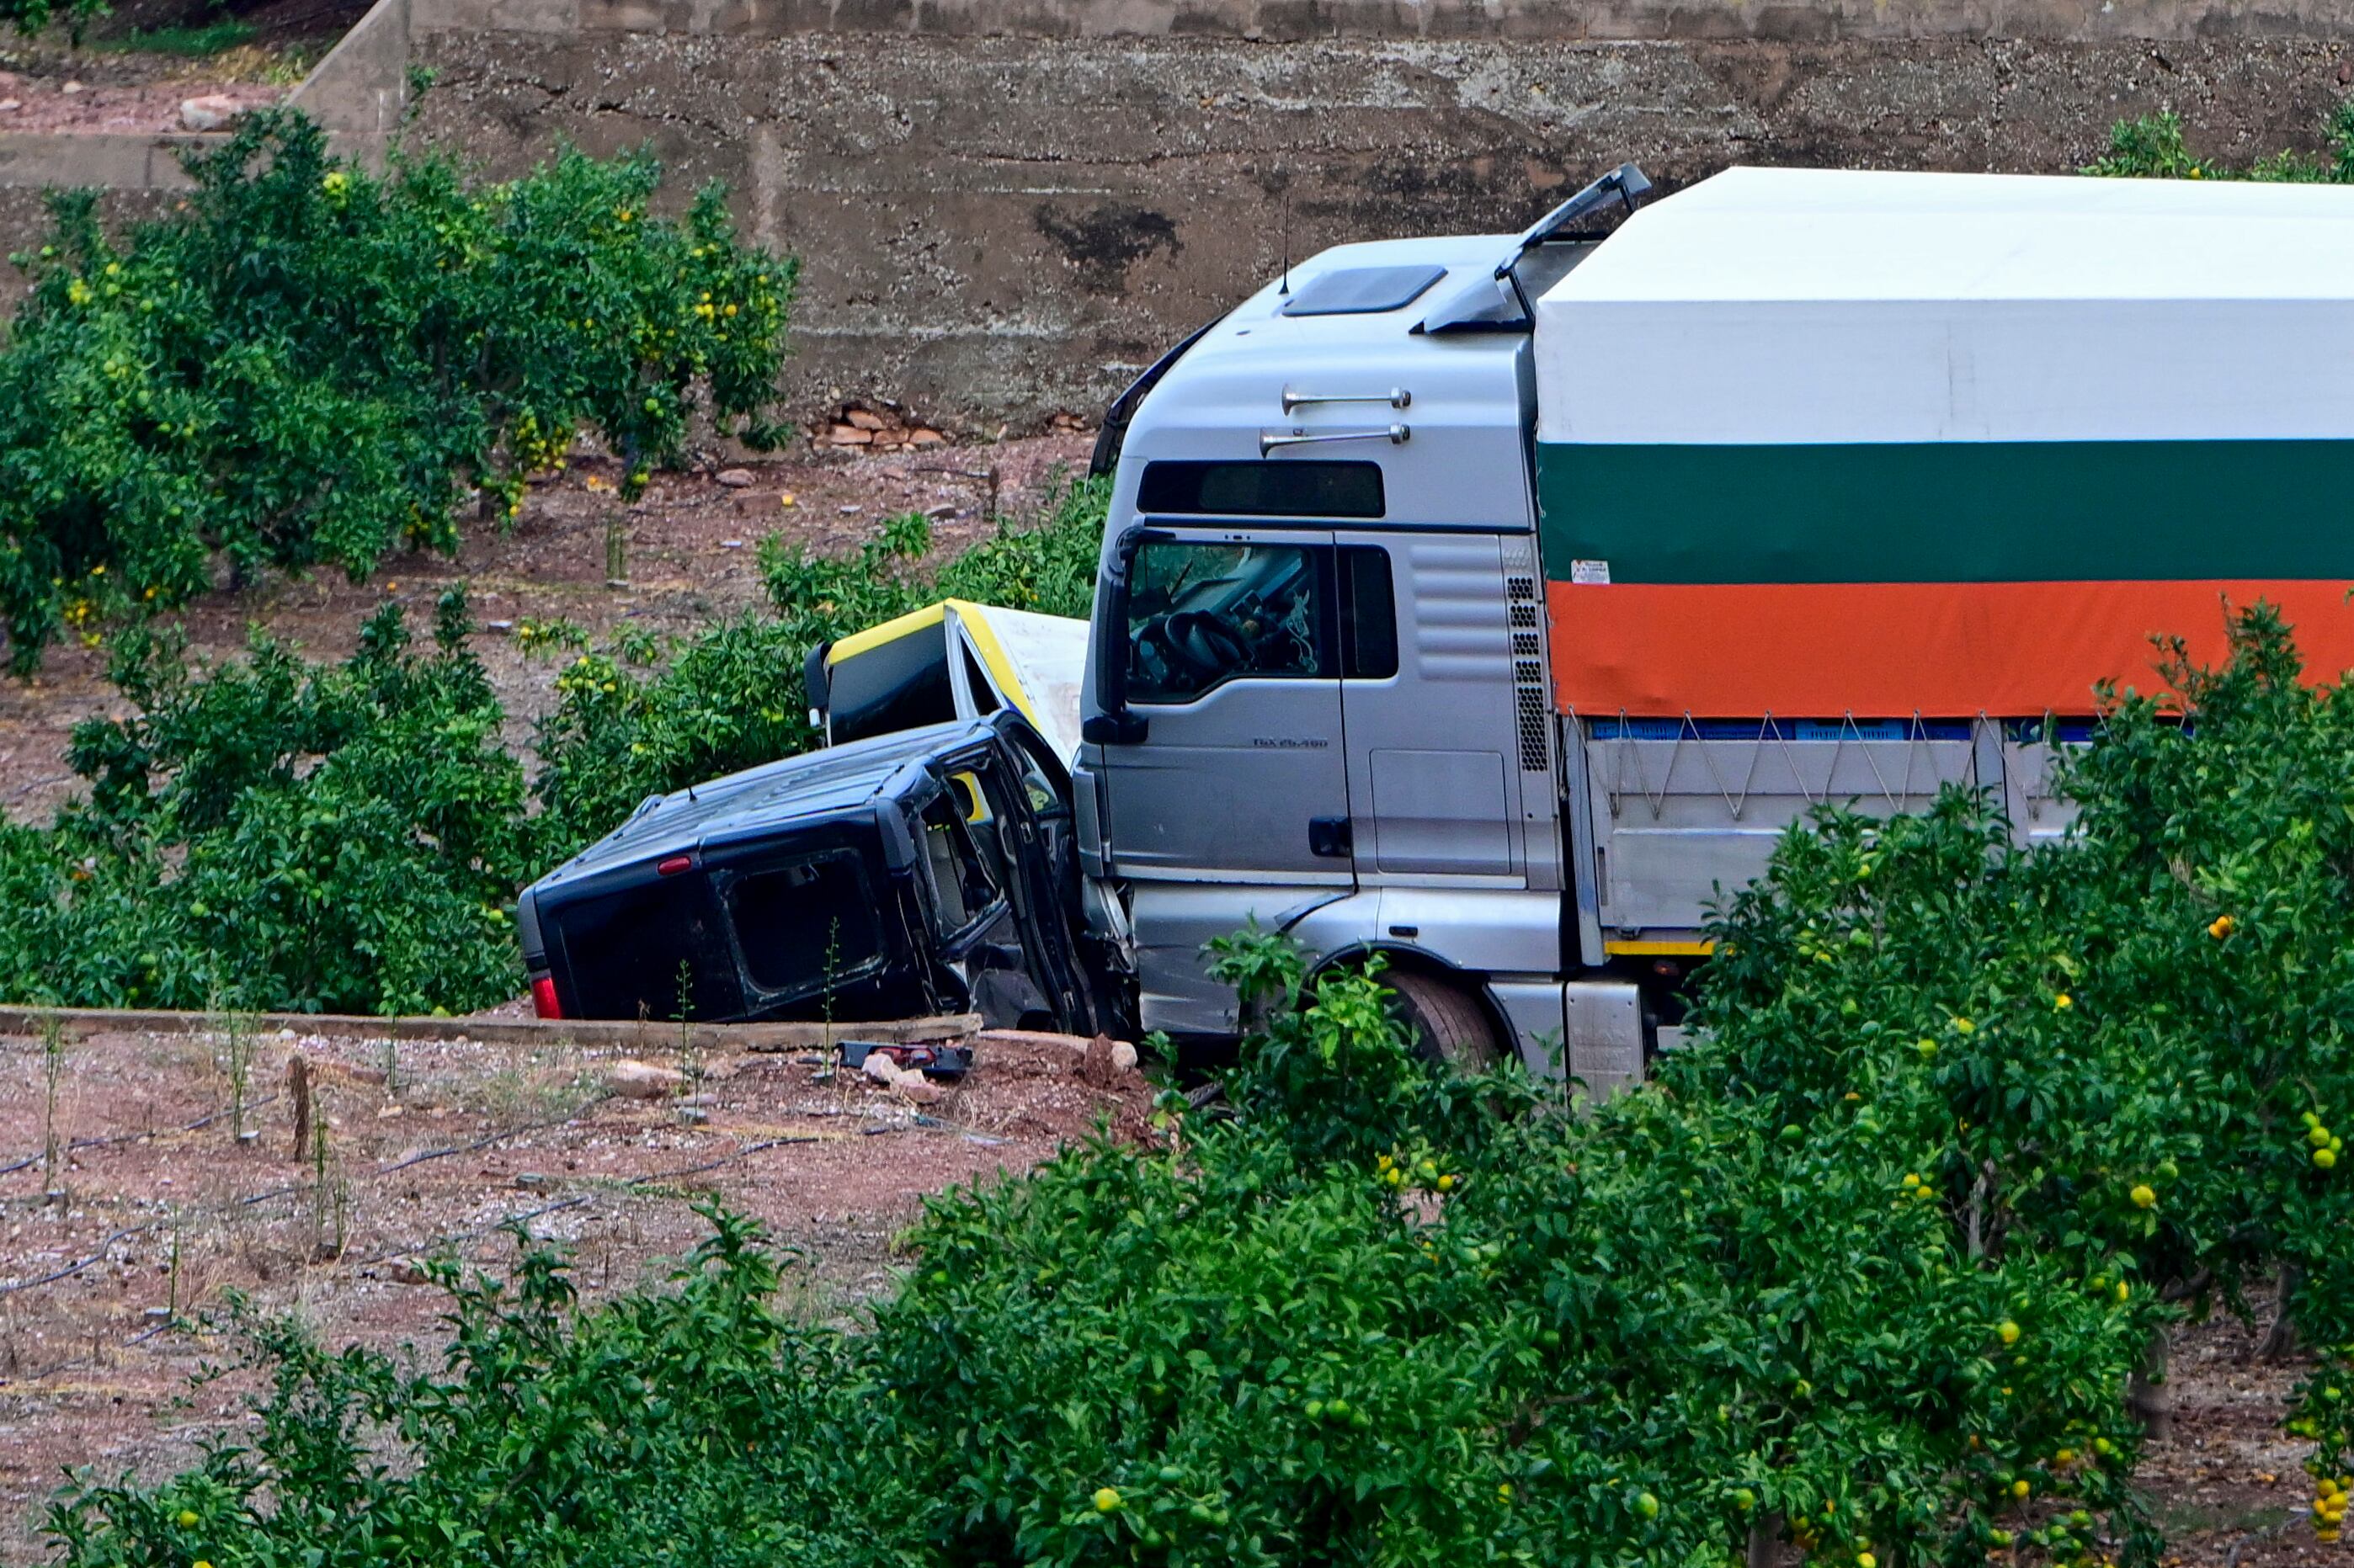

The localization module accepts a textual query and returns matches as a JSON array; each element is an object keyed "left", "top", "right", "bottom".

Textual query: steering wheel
[{"left": 1153, "top": 609, "right": 1252, "bottom": 683}]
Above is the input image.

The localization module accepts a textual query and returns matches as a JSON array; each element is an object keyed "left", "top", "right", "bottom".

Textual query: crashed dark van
[{"left": 518, "top": 712, "right": 1127, "bottom": 1035}]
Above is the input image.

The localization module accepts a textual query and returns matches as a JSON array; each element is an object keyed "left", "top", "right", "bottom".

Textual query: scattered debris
[
  {"left": 604, "top": 1059, "right": 683, "bottom": 1099},
  {"left": 858, "top": 1048, "right": 948, "bottom": 1104},
  {"left": 715, "top": 467, "right": 755, "bottom": 487},
  {"left": 825, "top": 401, "right": 950, "bottom": 453},
  {"left": 178, "top": 93, "right": 241, "bottom": 132}
]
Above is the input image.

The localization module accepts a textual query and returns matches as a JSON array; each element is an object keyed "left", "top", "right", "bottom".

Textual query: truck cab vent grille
[{"left": 1504, "top": 568, "right": 1550, "bottom": 773}]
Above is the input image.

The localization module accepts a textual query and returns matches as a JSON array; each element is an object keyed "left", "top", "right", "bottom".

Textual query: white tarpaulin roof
[{"left": 1534, "top": 165, "right": 2354, "bottom": 444}]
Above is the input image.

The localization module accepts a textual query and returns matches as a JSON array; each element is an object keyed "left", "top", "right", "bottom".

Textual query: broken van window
[{"left": 726, "top": 852, "right": 884, "bottom": 999}]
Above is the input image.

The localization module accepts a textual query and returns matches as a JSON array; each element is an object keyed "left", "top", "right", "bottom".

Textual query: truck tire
[{"left": 1384, "top": 970, "right": 1506, "bottom": 1073}]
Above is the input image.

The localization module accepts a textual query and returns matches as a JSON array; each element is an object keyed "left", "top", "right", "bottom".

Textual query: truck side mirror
[
  {"left": 1086, "top": 527, "right": 1161, "bottom": 747},
  {"left": 1082, "top": 711, "right": 1148, "bottom": 745}
]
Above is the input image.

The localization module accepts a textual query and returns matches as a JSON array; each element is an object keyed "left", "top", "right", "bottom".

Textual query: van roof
[{"left": 530, "top": 718, "right": 990, "bottom": 894}]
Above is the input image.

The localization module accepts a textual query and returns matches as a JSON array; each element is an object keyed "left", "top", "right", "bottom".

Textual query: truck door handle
[{"left": 1309, "top": 817, "right": 1353, "bottom": 858}]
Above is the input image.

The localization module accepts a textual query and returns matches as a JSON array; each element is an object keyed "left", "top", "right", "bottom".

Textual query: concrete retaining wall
[
  {"left": 7, "top": 0, "right": 2354, "bottom": 428},
  {"left": 402, "top": 23, "right": 2354, "bottom": 428}
]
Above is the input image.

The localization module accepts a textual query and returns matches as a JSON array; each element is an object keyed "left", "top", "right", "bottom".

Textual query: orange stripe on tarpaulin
[{"left": 1546, "top": 581, "right": 2354, "bottom": 718}]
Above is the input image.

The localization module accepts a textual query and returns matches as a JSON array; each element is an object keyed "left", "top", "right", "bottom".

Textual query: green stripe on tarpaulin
[{"left": 1535, "top": 439, "right": 2354, "bottom": 585}]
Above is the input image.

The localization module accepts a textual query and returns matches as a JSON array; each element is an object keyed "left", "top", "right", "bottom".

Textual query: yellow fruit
[
  {"left": 2116, "top": 1281, "right": 2132, "bottom": 1304},
  {"left": 177, "top": 1511, "right": 200, "bottom": 1528},
  {"left": 2319, "top": 1148, "right": 2340, "bottom": 1172},
  {"left": 2013, "top": 1480, "right": 2032, "bottom": 1499},
  {"left": 1953, "top": 1018, "right": 1976, "bottom": 1034},
  {"left": 2210, "top": 914, "right": 2235, "bottom": 938},
  {"left": 1860, "top": 1555, "right": 1878, "bottom": 1567},
  {"left": 1436, "top": 1174, "right": 1456, "bottom": 1193},
  {"left": 1093, "top": 1487, "right": 1122, "bottom": 1513},
  {"left": 1498, "top": 1482, "right": 1515, "bottom": 1501},
  {"left": 2130, "top": 1184, "right": 2158, "bottom": 1209},
  {"left": 1634, "top": 1491, "right": 1661, "bottom": 1520},
  {"left": 2054, "top": 994, "right": 2073, "bottom": 1010},
  {"left": 1999, "top": 1320, "right": 2021, "bottom": 1346},
  {"left": 2313, "top": 1127, "right": 2335, "bottom": 1149}
]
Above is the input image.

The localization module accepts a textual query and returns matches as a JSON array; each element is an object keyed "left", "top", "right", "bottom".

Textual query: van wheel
[{"left": 1383, "top": 970, "right": 1505, "bottom": 1073}]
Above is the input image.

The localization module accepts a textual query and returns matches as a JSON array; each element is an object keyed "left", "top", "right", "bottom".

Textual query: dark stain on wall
[{"left": 1032, "top": 203, "right": 1183, "bottom": 293}]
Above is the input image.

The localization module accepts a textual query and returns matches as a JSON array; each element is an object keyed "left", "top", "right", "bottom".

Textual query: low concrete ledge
[
  {"left": 407, "top": 0, "right": 2354, "bottom": 42},
  {"left": 0, "top": 131, "right": 206, "bottom": 191},
  {"left": 0, "top": 1005, "right": 983, "bottom": 1051}
]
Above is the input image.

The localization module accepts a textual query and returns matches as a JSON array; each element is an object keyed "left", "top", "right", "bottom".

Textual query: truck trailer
[{"left": 1073, "top": 162, "right": 2354, "bottom": 1091}]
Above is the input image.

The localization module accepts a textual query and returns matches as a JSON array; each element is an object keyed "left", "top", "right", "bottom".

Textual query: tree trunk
[
  {"left": 2128, "top": 1328, "right": 2174, "bottom": 1441},
  {"left": 2259, "top": 1265, "right": 2302, "bottom": 1362},
  {"left": 1747, "top": 1513, "right": 1786, "bottom": 1568}
]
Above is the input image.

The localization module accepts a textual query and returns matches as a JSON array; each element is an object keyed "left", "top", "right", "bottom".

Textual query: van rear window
[
  {"left": 727, "top": 853, "right": 885, "bottom": 999},
  {"left": 549, "top": 878, "right": 743, "bottom": 1023},
  {"left": 1137, "top": 460, "right": 1384, "bottom": 519}
]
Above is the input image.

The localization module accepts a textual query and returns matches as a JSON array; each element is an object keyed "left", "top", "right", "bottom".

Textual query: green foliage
[
  {"left": 531, "top": 473, "right": 1106, "bottom": 849},
  {"left": 1693, "top": 605, "right": 2354, "bottom": 1506},
  {"left": 2088, "top": 100, "right": 2354, "bottom": 183},
  {"left": 41, "top": 1204, "right": 904, "bottom": 1568},
  {"left": 36, "top": 934, "right": 2155, "bottom": 1568},
  {"left": 0, "top": 588, "right": 535, "bottom": 1014},
  {"left": 0, "top": 109, "right": 794, "bottom": 669},
  {"left": 96, "top": 19, "right": 258, "bottom": 55}
]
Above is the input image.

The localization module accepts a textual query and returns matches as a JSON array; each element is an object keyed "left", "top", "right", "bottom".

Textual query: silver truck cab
[{"left": 1074, "top": 230, "right": 1596, "bottom": 1068}]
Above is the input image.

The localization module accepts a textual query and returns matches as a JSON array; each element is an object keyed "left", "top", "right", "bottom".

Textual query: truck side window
[
  {"left": 1339, "top": 545, "right": 1398, "bottom": 680},
  {"left": 1126, "top": 540, "right": 1326, "bottom": 704}
]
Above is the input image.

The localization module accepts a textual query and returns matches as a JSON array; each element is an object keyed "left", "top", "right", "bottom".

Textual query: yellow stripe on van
[
  {"left": 827, "top": 601, "right": 947, "bottom": 665},
  {"left": 1603, "top": 939, "right": 1717, "bottom": 958},
  {"left": 944, "top": 599, "right": 1048, "bottom": 735}
]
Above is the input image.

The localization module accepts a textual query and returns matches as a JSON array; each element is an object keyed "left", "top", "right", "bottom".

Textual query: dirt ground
[
  {"left": 0, "top": 433, "right": 1096, "bottom": 825},
  {"left": 0, "top": 1016, "right": 1158, "bottom": 1558},
  {"left": 0, "top": 0, "right": 365, "bottom": 133}
]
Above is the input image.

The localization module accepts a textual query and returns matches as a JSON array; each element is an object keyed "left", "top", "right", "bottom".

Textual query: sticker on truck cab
[{"left": 1570, "top": 559, "right": 1611, "bottom": 585}]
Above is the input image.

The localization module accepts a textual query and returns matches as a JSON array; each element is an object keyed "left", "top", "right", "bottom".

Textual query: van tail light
[
  {"left": 658, "top": 854, "right": 693, "bottom": 877},
  {"left": 530, "top": 975, "right": 563, "bottom": 1019}
]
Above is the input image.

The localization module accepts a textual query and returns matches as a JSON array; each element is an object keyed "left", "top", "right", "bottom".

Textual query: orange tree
[
  {"left": 1694, "top": 606, "right": 2354, "bottom": 1537},
  {"left": 0, "top": 109, "right": 792, "bottom": 670}
]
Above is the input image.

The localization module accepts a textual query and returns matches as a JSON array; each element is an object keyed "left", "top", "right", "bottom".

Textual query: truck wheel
[{"left": 1383, "top": 970, "right": 1505, "bottom": 1073}]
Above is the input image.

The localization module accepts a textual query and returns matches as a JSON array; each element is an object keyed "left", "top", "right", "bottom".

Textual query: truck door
[
  {"left": 1097, "top": 526, "right": 1352, "bottom": 883},
  {"left": 1333, "top": 532, "right": 1522, "bottom": 880}
]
